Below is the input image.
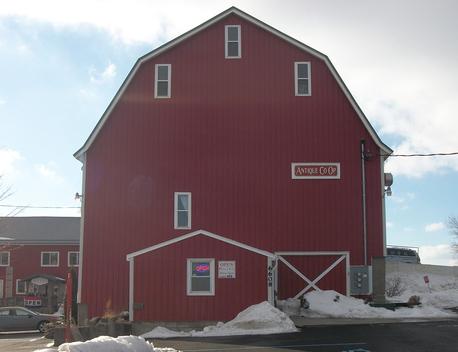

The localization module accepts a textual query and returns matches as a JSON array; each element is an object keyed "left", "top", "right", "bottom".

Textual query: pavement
[{"left": 291, "top": 315, "right": 456, "bottom": 326}]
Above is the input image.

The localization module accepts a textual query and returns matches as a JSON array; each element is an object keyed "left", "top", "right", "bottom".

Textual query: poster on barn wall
[
  {"left": 218, "top": 261, "right": 236, "bottom": 278},
  {"left": 291, "top": 162, "right": 341, "bottom": 179}
]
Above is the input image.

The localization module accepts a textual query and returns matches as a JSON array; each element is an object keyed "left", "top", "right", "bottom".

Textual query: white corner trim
[
  {"left": 128, "top": 258, "right": 134, "bottom": 321},
  {"left": 126, "top": 229, "right": 275, "bottom": 260},
  {"left": 73, "top": 7, "right": 392, "bottom": 161},
  {"left": 77, "top": 153, "right": 86, "bottom": 303}
]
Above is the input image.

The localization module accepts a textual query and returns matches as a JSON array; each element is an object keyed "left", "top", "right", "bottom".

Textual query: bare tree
[{"left": 448, "top": 216, "right": 458, "bottom": 254}]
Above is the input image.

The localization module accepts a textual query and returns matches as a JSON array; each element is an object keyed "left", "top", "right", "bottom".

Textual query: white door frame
[{"left": 275, "top": 251, "right": 350, "bottom": 298}]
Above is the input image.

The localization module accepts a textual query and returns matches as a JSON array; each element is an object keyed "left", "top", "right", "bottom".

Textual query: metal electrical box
[{"left": 350, "top": 265, "right": 372, "bottom": 295}]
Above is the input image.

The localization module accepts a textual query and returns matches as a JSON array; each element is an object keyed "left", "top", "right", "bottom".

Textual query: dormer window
[
  {"left": 225, "top": 25, "right": 241, "bottom": 58},
  {"left": 155, "top": 64, "right": 171, "bottom": 98},
  {"left": 295, "top": 62, "right": 311, "bottom": 96}
]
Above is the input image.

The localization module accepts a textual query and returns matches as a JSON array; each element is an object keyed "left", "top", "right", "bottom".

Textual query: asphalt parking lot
[{"left": 1, "top": 319, "right": 458, "bottom": 351}]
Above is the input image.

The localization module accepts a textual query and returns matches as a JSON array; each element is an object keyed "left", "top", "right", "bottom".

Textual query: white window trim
[
  {"left": 68, "top": 251, "right": 80, "bottom": 267},
  {"left": 154, "top": 64, "right": 171, "bottom": 98},
  {"left": 41, "top": 251, "right": 59, "bottom": 267},
  {"left": 187, "top": 258, "right": 215, "bottom": 296},
  {"left": 225, "top": 25, "right": 241, "bottom": 59},
  {"left": 16, "top": 279, "right": 26, "bottom": 295},
  {"left": 294, "top": 61, "right": 311, "bottom": 96},
  {"left": 0, "top": 251, "right": 10, "bottom": 267},
  {"left": 174, "top": 192, "right": 192, "bottom": 230}
]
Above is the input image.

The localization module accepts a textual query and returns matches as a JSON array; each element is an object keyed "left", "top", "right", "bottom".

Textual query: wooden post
[{"left": 64, "top": 272, "right": 73, "bottom": 342}]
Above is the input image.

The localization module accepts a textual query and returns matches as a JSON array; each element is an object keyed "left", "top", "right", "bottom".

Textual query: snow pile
[
  {"left": 302, "top": 290, "right": 454, "bottom": 319},
  {"left": 33, "top": 335, "right": 180, "bottom": 352},
  {"left": 386, "top": 269, "right": 458, "bottom": 309},
  {"left": 142, "top": 301, "right": 297, "bottom": 338}
]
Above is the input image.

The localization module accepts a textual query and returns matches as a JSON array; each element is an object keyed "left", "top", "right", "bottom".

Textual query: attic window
[
  {"left": 225, "top": 25, "right": 241, "bottom": 58},
  {"left": 295, "top": 62, "right": 311, "bottom": 96},
  {"left": 155, "top": 64, "right": 171, "bottom": 98}
]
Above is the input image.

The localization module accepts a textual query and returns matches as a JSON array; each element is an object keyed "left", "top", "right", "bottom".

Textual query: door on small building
[{"left": 275, "top": 251, "right": 350, "bottom": 300}]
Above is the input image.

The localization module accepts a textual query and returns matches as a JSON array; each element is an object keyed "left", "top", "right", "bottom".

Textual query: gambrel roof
[{"left": 74, "top": 7, "right": 392, "bottom": 161}]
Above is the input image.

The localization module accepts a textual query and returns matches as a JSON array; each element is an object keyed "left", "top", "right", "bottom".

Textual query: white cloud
[
  {"left": 0, "top": 98, "right": 6, "bottom": 105},
  {"left": 35, "top": 162, "right": 64, "bottom": 183},
  {"left": 90, "top": 62, "right": 117, "bottom": 84},
  {"left": 0, "top": 148, "right": 21, "bottom": 176},
  {"left": 419, "top": 244, "right": 458, "bottom": 266},
  {"left": 425, "top": 222, "right": 446, "bottom": 233}
]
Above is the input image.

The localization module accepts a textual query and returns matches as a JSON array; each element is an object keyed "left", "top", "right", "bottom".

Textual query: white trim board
[
  {"left": 126, "top": 229, "right": 275, "bottom": 260},
  {"left": 74, "top": 7, "right": 392, "bottom": 161}
]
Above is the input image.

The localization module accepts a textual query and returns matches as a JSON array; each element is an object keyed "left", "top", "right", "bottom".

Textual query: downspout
[
  {"left": 360, "top": 140, "right": 368, "bottom": 266},
  {"left": 77, "top": 153, "right": 87, "bottom": 303}
]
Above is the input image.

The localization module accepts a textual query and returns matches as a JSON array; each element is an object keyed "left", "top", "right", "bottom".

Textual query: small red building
[
  {"left": 0, "top": 217, "right": 80, "bottom": 311},
  {"left": 75, "top": 7, "right": 392, "bottom": 322}
]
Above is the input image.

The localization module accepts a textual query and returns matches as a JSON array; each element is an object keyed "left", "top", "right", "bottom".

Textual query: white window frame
[
  {"left": 154, "top": 64, "right": 171, "bottom": 98},
  {"left": 16, "top": 279, "right": 26, "bottom": 295},
  {"left": 41, "top": 251, "right": 59, "bottom": 267},
  {"left": 187, "top": 258, "right": 215, "bottom": 296},
  {"left": 68, "top": 251, "right": 80, "bottom": 267},
  {"left": 225, "top": 25, "right": 241, "bottom": 59},
  {"left": 174, "top": 192, "right": 191, "bottom": 230},
  {"left": 0, "top": 251, "right": 10, "bottom": 266},
  {"left": 294, "top": 61, "right": 311, "bottom": 96}
]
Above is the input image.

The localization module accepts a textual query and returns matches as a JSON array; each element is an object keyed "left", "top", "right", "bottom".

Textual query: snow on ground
[
  {"left": 33, "top": 335, "right": 179, "bottom": 352},
  {"left": 386, "top": 268, "right": 458, "bottom": 309},
  {"left": 300, "top": 290, "right": 455, "bottom": 319},
  {"left": 142, "top": 301, "right": 297, "bottom": 339}
]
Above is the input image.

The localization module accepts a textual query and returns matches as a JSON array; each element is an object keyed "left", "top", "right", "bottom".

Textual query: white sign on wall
[{"left": 218, "top": 261, "right": 236, "bottom": 278}]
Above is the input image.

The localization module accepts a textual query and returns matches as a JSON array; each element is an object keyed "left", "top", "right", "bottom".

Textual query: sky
[{"left": 0, "top": 0, "right": 457, "bottom": 265}]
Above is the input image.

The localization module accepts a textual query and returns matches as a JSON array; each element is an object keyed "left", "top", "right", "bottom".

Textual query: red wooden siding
[{"left": 81, "top": 13, "right": 385, "bottom": 320}]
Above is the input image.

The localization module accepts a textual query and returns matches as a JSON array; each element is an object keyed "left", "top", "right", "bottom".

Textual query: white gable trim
[
  {"left": 126, "top": 229, "right": 275, "bottom": 260},
  {"left": 74, "top": 7, "right": 391, "bottom": 161}
]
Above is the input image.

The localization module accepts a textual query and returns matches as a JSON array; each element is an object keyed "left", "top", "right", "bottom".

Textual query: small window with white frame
[
  {"left": 295, "top": 62, "right": 311, "bottom": 96},
  {"left": 41, "top": 251, "right": 59, "bottom": 267},
  {"left": 174, "top": 192, "right": 191, "bottom": 229},
  {"left": 187, "top": 258, "right": 215, "bottom": 296},
  {"left": 68, "top": 251, "right": 79, "bottom": 267},
  {"left": 155, "top": 64, "right": 171, "bottom": 98},
  {"left": 0, "top": 252, "right": 10, "bottom": 266},
  {"left": 16, "top": 279, "right": 26, "bottom": 295},
  {"left": 225, "top": 25, "right": 241, "bottom": 58}
]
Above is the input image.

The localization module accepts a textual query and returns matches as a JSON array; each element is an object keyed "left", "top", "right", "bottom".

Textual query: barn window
[
  {"left": 0, "top": 252, "right": 10, "bottom": 266},
  {"left": 41, "top": 251, "right": 59, "bottom": 267},
  {"left": 174, "top": 192, "right": 191, "bottom": 229},
  {"left": 187, "top": 258, "right": 215, "bottom": 296},
  {"left": 68, "top": 251, "right": 79, "bottom": 267},
  {"left": 225, "top": 25, "right": 241, "bottom": 58},
  {"left": 16, "top": 279, "right": 26, "bottom": 295},
  {"left": 295, "top": 62, "right": 311, "bottom": 96},
  {"left": 155, "top": 64, "right": 171, "bottom": 98}
]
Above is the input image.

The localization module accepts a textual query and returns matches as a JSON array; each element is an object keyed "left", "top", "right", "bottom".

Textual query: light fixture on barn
[
  {"left": 74, "top": 192, "right": 83, "bottom": 201},
  {"left": 384, "top": 173, "right": 393, "bottom": 196}
]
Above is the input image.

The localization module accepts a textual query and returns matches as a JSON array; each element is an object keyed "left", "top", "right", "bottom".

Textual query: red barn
[
  {"left": 0, "top": 217, "right": 80, "bottom": 312},
  {"left": 75, "top": 7, "right": 392, "bottom": 322}
]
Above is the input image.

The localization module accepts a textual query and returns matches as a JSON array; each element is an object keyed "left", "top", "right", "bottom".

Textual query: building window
[
  {"left": 155, "top": 64, "right": 171, "bottom": 98},
  {"left": 16, "top": 279, "right": 26, "bottom": 295},
  {"left": 174, "top": 192, "right": 191, "bottom": 229},
  {"left": 225, "top": 25, "right": 241, "bottom": 58},
  {"left": 187, "top": 258, "right": 215, "bottom": 296},
  {"left": 295, "top": 62, "right": 311, "bottom": 96},
  {"left": 0, "top": 252, "right": 10, "bottom": 266},
  {"left": 68, "top": 252, "right": 79, "bottom": 267},
  {"left": 41, "top": 252, "right": 59, "bottom": 267}
]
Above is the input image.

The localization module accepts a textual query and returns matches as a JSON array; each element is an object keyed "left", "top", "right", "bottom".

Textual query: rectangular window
[
  {"left": 174, "top": 192, "right": 191, "bottom": 229},
  {"left": 154, "top": 64, "right": 171, "bottom": 98},
  {"left": 187, "top": 258, "right": 215, "bottom": 296},
  {"left": 225, "top": 25, "right": 241, "bottom": 58},
  {"left": 68, "top": 252, "right": 79, "bottom": 267},
  {"left": 16, "top": 279, "right": 26, "bottom": 295},
  {"left": 295, "top": 62, "right": 311, "bottom": 96},
  {"left": 41, "top": 252, "right": 59, "bottom": 267},
  {"left": 0, "top": 252, "right": 10, "bottom": 266}
]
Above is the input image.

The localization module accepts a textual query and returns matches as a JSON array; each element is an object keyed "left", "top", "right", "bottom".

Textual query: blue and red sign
[{"left": 192, "top": 263, "right": 210, "bottom": 276}]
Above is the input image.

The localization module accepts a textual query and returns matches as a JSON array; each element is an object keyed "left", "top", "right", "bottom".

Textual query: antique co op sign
[
  {"left": 218, "top": 261, "right": 236, "bottom": 278},
  {"left": 291, "top": 162, "right": 341, "bottom": 179}
]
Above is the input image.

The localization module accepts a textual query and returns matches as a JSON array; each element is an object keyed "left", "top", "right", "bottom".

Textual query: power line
[
  {"left": 381, "top": 152, "right": 458, "bottom": 157},
  {"left": 0, "top": 205, "right": 80, "bottom": 209}
]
